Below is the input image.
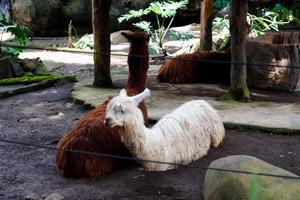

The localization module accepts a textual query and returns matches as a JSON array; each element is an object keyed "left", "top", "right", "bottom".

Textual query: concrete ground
[
  {"left": 72, "top": 69, "right": 300, "bottom": 133},
  {"left": 17, "top": 31, "right": 300, "bottom": 133},
  {"left": 2, "top": 33, "right": 299, "bottom": 133}
]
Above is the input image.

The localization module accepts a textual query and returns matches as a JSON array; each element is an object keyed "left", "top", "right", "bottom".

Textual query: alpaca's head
[
  {"left": 105, "top": 88, "right": 151, "bottom": 128},
  {"left": 121, "top": 31, "right": 151, "bottom": 45}
]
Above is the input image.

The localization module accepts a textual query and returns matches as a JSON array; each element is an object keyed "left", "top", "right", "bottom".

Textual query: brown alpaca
[
  {"left": 157, "top": 51, "right": 231, "bottom": 84},
  {"left": 56, "top": 31, "right": 151, "bottom": 178}
]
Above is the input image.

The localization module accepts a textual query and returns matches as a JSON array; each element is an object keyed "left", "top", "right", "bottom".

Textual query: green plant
[
  {"left": 73, "top": 34, "right": 93, "bottom": 50},
  {"left": 247, "top": 9, "right": 294, "bottom": 37},
  {"left": 169, "top": 30, "right": 193, "bottom": 41},
  {"left": 212, "top": 5, "right": 296, "bottom": 50},
  {"left": 215, "top": 0, "right": 230, "bottom": 11},
  {"left": 118, "top": 0, "right": 189, "bottom": 55},
  {"left": 0, "top": 14, "right": 33, "bottom": 58}
]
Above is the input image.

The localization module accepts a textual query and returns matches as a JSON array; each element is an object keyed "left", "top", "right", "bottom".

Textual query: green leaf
[
  {"left": 118, "top": 9, "right": 149, "bottom": 22},
  {"left": 149, "top": 0, "right": 188, "bottom": 18},
  {"left": 133, "top": 21, "right": 153, "bottom": 34}
]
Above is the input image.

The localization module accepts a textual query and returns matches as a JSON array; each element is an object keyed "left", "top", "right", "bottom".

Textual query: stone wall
[
  {"left": 11, "top": 0, "right": 152, "bottom": 36},
  {"left": 12, "top": 0, "right": 91, "bottom": 36},
  {"left": 11, "top": 0, "right": 199, "bottom": 36}
]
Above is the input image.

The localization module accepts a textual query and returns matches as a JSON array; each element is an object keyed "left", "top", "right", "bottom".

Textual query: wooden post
[
  {"left": 220, "top": 0, "right": 251, "bottom": 102},
  {"left": 199, "top": 0, "right": 214, "bottom": 51},
  {"left": 92, "top": 0, "right": 113, "bottom": 87}
]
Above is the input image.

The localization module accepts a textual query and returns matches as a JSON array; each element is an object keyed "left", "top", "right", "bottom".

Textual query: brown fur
[
  {"left": 157, "top": 32, "right": 300, "bottom": 85},
  {"left": 157, "top": 51, "right": 231, "bottom": 84},
  {"left": 56, "top": 31, "right": 151, "bottom": 178}
]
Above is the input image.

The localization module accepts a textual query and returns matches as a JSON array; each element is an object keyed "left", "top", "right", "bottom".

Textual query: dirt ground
[
  {"left": 1, "top": 34, "right": 300, "bottom": 199},
  {"left": 0, "top": 78, "right": 300, "bottom": 199}
]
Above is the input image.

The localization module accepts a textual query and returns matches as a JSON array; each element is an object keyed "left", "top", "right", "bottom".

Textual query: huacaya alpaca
[
  {"left": 157, "top": 51, "right": 231, "bottom": 84},
  {"left": 105, "top": 89, "right": 225, "bottom": 171},
  {"left": 56, "top": 31, "right": 151, "bottom": 178}
]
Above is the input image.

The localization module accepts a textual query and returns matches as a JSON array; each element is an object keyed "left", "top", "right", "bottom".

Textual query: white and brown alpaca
[
  {"left": 105, "top": 89, "right": 225, "bottom": 171},
  {"left": 55, "top": 31, "right": 151, "bottom": 177}
]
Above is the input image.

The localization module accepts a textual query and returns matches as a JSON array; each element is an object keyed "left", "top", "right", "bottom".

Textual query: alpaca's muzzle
[{"left": 104, "top": 117, "right": 113, "bottom": 127}]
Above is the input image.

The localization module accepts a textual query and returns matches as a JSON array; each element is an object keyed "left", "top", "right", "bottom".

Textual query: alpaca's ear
[
  {"left": 119, "top": 89, "right": 128, "bottom": 97},
  {"left": 121, "top": 32, "right": 132, "bottom": 40},
  {"left": 131, "top": 88, "right": 151, "bottom": 105}
]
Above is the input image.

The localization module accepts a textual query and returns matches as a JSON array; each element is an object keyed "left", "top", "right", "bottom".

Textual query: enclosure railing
[
  {"left": 1, "top": 41, "right": 300, "bottom": 69},
  {"left": 0, "top": 137, "right": 299, "bottom": 181}
]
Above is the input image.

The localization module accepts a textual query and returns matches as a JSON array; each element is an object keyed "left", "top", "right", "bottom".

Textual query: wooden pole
[
  {"left": 199, "top": 0, "right": 214, "bottom": 51},
  {"left": 220, "top": 0, "right": 251, "bottom": 102},
  {"left": 92, "top": 0, "right": 113, "bottom": 87}
]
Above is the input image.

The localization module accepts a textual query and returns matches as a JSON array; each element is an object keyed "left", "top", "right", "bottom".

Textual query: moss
[
  {"left": 0, "top": 74, "right": 77, "bottom": 85},
  {"left": 219, "top": 84, "right": 251, "bottom": 102}
]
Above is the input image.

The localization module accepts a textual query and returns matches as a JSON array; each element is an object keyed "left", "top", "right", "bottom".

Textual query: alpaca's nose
[{"left": 104, "top": 117, "right": 113, "bottom": 127}]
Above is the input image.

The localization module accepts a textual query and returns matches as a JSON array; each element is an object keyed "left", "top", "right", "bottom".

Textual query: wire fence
[
  {"left": 0, "top": 137, "right": 299, "bottom": 181},
  {"left": 1, "top": 41, "right": 300, "bottom": 198},
  {"left": 1, "top": 42, "right": 300, "bottom": 69}
]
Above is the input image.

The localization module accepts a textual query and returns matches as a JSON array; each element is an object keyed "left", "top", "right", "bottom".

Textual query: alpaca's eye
[{"left": 117, "top": 105, "right": 125, "bottom": 113}]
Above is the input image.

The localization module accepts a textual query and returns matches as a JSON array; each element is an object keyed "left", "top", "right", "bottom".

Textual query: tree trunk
[
  {"left": 199, "top": 0, "right": 214, "bottom": 51},
  {"left": 220, "top": 0, "right": 250, "bottom": 102},
  {"left": 92, "top": 0, "right": 113, "bottom": 87}
]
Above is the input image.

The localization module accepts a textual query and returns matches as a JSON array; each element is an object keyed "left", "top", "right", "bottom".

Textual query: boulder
[
  {"left": 0, "top": 57, "right": 24, "bottom": 79},
  {"left": 21, "top": 58, "right": 49, "bottom": 75},
  {"left": 203, "top": 155, "right": 300, "bottom": 200},
  {"left": 12, "top": 0, "right": 62, "bottom": 36},
  {"left": 24, "top": 193, "right": 42, "bottom": 200},
  {"left": 44, "top": 193, "right": 64, "bottom": 200},
  {"left": 110, "top": 30, "right": 132, "bottom": 44},
  {"left": 12, "top": 0, "right": 199, "bottom": 36},
  {"left": 11, "top": 0, "right": 146, "bottom": 36}
]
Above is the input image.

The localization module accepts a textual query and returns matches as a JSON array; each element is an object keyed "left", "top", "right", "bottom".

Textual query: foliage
[
  {"left": 0, "top": 73, "right": 77, "bottom": 85},
  {"left": 118, "top": 0, "right": 189, "bottom": 55},
  {"left": 169, "top": 30, "right": 193, "bottom": 41},
  {"left": 0, "top": 14, "right": 33, "bottom": 58},
  {"left": 247, "top": 3, "right": 296, "bottom": 37},
  {"left": 289, "top": 1, "right": 300, "bottom": 26},
  {"left": 215, "top": 0, "right": 230, "bottom": 11},
  {"left": 73, "top": 34, "right": 93, "bottom": 50},
  {"left": 248, "top": 5, "right": 295, "bottom": 37},
  {"left": 212, "top": 4, "right": 296, "bottom": 50}
]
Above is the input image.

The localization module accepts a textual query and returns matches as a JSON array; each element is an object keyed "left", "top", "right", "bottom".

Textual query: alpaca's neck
[
  {"left": 125, "top": 44, "right": 149, "bottom": 93},
  {"left": 121, "top": 119, "right": 153, "bottom": 157}
]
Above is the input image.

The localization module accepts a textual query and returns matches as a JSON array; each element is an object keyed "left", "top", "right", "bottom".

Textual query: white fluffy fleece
[{"left": 105, "top": 89, "right": 225, "bottom": 171}]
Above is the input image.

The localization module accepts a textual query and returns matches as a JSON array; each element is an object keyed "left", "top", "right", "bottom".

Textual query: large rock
[
  {"left": 0, "top": 57, "right": 24, "bottom": 79},
  {"left": 21, "top": 58, "right": 49, "bottom": 75},
  {"left": 203, "top": 155, "right": 300, "bottom": 200},
  {"left": 12, "top": 0, "right": 199, "bottom": 36},
  {"left": 12, "top": 0, "right": 62, "bottom": 36},
  {"left": 12, "top": 0, "right": 92, "bottom": 36},
  {"left": 11, "top": 0, "right": 147, "bottom": 36},
  {"left": 44, "top": 193, "right": 64, "bottom": 200}
]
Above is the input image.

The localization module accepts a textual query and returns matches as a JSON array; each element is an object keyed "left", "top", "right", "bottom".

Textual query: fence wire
[
  {"left": 1, "top": 42, "right": 300, "bottom": 69},
  {"left": 0, "top": 137, "right": 299, "bottom": 181},
  {"left": 1, "top": 42, "right": 300, "bottom": 181}
]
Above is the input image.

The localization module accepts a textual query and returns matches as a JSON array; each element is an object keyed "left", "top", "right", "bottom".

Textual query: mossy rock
[
  {"left": 21, "top": 58, "right": 49, "bottom": 75},
  {"left": 0, "top": 74, "right": 77, "bottom": 86},
  {"left": 203, "top": 155, "right": 300, "bottom": 200},
  {"left": 0, "top": 57, "right": 24, "bottom": 78}
]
